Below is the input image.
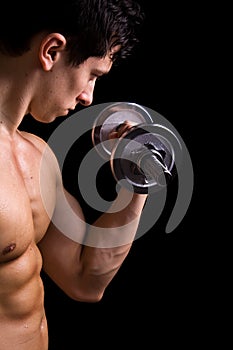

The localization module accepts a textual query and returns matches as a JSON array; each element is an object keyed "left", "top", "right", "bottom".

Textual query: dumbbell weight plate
[
  {"left": 110, "top": 124, "right": 178, "bottom": 194},
  {"left": 92, "top": 102, "right": 153, "bottom": 160}
]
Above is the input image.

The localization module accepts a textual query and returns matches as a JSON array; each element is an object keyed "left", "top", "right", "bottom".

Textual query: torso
[{"left": 0, "top": 130, "right": 57, "bottom": 349}]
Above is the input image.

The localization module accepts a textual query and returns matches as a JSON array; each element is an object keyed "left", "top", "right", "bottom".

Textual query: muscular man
[{"left": 0, "top": 1, "right": 146, "bottom": 349}]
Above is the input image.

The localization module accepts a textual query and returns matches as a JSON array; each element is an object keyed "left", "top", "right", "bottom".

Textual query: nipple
[{"left": 2, "top": 243, "right": 16, "bottom": 255}]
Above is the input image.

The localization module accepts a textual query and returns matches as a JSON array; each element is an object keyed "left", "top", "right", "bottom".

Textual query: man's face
[{"left": 31, "top": 45, "right": 121, "bottom": 123}]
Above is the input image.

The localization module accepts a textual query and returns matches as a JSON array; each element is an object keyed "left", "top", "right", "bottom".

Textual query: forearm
[
  {"left": 85, "top": 187, "right": 147, "bottom": 246},
  {"left": 79, "top": 188, "right": 147, "bottom": 300}
]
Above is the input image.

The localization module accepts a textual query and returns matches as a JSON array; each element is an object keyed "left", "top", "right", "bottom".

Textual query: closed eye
[{"left": 91, "top": 68, "right": 109, "bottom": 80}]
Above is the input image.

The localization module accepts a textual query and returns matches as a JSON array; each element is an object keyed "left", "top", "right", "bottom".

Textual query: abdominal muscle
[
  {"left": 0, "top": 243, "right": 48, "bottom": 350},
  {"left": 0, "top": 132, "right": 56, "bottom": 350}
]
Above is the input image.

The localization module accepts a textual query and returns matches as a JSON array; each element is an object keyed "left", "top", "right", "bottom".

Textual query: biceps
[{"left": 49, "top": 188, "right": 86, "bottom": 244}]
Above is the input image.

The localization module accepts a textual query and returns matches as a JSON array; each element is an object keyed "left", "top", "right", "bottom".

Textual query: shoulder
[
  {"left": 18, "top": 130, "right": 61, "bottom": 176},
  {"left": 18, "top": 130, "right": 48, "bottom": 150},
  {"left": 18, "top": 130, "right": 56, "bottom": 159}
]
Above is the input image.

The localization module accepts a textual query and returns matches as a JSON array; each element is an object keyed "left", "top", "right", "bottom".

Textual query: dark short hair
[{"left": 0, "top": 0, "right": 145, "bottom": 66}]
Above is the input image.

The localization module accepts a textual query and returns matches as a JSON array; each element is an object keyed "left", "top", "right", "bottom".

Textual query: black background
[{"left": 19, "top": 2, "right": 204, "bottom": 349}]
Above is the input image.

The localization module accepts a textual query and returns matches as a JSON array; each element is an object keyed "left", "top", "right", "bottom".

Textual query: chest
[
  {"left": 0, "top": 138, "right": 56, "bottom": 260},
  {"left": 15, "top": 139, "right": 57, "bottom": 236}
]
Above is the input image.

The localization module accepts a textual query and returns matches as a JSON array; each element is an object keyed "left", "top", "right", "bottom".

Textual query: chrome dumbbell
[{"left": 92, "top": 102, "right": 182, "bottom": 194}]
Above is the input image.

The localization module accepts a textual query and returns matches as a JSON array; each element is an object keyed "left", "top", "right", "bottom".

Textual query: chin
[
  {"left": 31, "top": 109, "right": 69, "bottom": 123},
  {"left": 31, "top": 116, "right": 55, "bottom": 124}
]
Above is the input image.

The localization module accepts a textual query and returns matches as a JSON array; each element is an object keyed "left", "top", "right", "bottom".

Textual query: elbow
[
  {"left": 72, "top": 293, "right": 104, "bottom": 303},
  {"left": 67, "top": 287, "right": 105, "bottom": 303}
]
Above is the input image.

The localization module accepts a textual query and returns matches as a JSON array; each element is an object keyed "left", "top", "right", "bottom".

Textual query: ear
[{"left": 39, "top": 33, "right": 67, "bottom": 71}]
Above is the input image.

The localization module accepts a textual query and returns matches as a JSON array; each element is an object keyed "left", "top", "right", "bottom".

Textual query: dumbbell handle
[{"left": 131, "top": 147, "right": 172, "bottom": 186}]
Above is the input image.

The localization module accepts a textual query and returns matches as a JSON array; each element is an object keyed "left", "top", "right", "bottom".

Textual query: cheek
[
  {"left": 67, "top": 75, "right": 83, "bottom": 94},
  {"left": 67, "top": 68, "right": 90, "bottom": 95},
  {"left": 37, "top": 88, "right": 63, "bottom": 117}
]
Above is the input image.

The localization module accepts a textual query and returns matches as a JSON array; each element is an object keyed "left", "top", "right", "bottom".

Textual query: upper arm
[{"left": 38, "top": 187, "right": 87, "bottom": 299}]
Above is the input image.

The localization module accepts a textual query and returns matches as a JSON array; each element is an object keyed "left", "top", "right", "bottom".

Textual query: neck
[{"left": 0, "top": 54, "right": 33, "bottom": 134}]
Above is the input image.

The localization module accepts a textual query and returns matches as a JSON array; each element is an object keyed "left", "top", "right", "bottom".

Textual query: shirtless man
[{"left": 0, "top": 1, "right": 146, "bottom": 349}]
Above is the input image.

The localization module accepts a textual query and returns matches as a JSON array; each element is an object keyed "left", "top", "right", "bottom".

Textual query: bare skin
[
  {"left": 0, "top": 130, "right": 51, "bottom": 349},
  {"left": 0, "top": 32, "right": 147, "bottom": 349}
]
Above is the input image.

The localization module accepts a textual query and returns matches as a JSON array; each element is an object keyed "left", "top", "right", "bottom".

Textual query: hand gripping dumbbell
[{"left": 92, "top": 102, "right": 182, "bottom": 194}]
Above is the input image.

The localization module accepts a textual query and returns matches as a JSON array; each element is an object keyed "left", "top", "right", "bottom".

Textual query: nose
[{"left": 77, "top": 82, "right": 95, "bottom": 107}]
